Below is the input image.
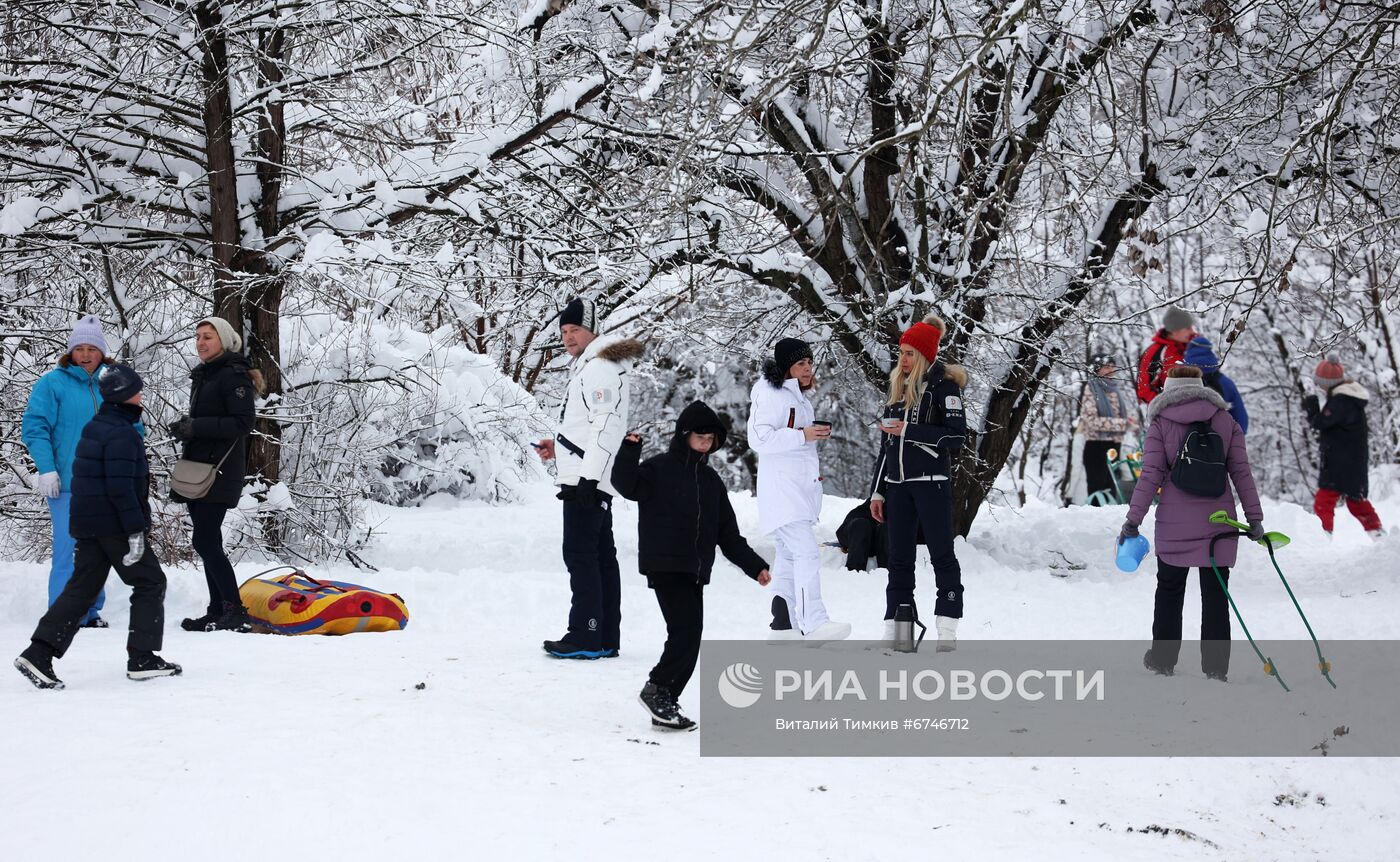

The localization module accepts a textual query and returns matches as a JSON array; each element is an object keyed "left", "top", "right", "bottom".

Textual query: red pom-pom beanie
[{"left": 899, "top": 316, "right": 944, "bottom": 365}]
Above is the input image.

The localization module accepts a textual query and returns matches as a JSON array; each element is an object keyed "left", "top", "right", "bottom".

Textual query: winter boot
[
  {"left": 935, "top": 616, "right": 959, "bottom": 653},
  {"left": 542, "top": 639, "right": 606, "bottom": 660},
  {"left": 80, "top": 615, "right": 109, "bottom": 629},
  {"left": 127, "top": 651, "right": 183, "bottom": 681},
  {"left": 802, "top": 620, "right": 852, "bottom": 645},
  {"left": 14, "top": 643, "right": 63, "bottom": 690},
  {"left": 599, "top": 645, "right": 620, "bottom": 658},
  {"left": 181, "top": 609, "right": 219, "bottom": 632},
  {"left": 1143, "top": 648, "right": 1175, "bottom": 676},
  {"left": 208, "top": 602, "right": 252, "bottom": 633},
  {"left": 639, "top": 683, "right": 697, "bottom": 731},
  {"left": 1367, "top": 529, "right": 1385, "bottom": 539}
]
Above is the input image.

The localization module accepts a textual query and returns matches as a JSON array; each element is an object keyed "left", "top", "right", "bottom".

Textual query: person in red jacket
[{"left": 1136, "top": 306, "right": 1197, "bottom": 404}]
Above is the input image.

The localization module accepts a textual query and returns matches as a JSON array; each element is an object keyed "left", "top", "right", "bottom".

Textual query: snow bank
[{"left": 1, "top": 484, "right": 1395, "bottom": 858}]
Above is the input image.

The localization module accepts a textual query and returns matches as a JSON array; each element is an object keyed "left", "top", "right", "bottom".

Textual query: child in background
[{"left": 1305, "top": 357, "right": 1384, "bottom": 538}]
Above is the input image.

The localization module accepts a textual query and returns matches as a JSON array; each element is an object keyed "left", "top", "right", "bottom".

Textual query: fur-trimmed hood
[
  {"left": 761, "top": 358, "right": 790, "bottom": 389},
  {"left": 1146, "top": 378, "right": 1229, "bottom": 424},
  {"left": 930, "top": 361, "right": 968, "bottom": 388},
  {"left": 584, "top": 335, "right": 646, "bottom": 364}
]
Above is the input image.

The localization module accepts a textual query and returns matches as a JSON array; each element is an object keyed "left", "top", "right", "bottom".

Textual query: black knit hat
[
  {"left": 559, "top": 297, "right": 598, "bottom": 333},
  {"left": 773, "top": 338, "right": 813, "bottom": 373},
  {"left": 98, "top": 363, "right": 143, "bottom": 403}
]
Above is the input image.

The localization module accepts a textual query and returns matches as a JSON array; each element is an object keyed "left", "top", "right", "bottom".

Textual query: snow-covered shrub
[{"left": 278, "top": 313, "right": 548, "bottom": 511}]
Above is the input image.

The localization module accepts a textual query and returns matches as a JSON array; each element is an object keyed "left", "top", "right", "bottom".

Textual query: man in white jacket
[
  {"left": 536, "top": 298, "right": 645, "bottom": 659},
  {"left": 746, "top": 338, "right": 851, "bottom": 642}
]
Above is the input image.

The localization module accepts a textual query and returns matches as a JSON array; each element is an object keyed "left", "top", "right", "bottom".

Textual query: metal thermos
[{"left": 893, "top": 604, "right": 927, "bottom": 653}]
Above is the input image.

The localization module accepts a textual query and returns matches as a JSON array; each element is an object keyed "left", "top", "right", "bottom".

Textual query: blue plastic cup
[{"left": 1115, "top": 535, "right": 1150, "bottom": 572}]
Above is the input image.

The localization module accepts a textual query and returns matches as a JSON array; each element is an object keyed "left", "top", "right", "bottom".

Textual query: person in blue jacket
[
  {"left": 20, "top": 315, "right": 142, "bottom": 627},
  {"left": 1182, "top": 336, "right": 1249, "bottom": 433}
]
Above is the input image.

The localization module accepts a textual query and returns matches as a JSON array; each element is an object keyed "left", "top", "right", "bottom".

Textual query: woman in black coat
[
  {"left": 611, "top": 400, "right": 771, "bottom": 731},
  {"left": 169, "top": 316, "right": 262, "bottom": 632}
]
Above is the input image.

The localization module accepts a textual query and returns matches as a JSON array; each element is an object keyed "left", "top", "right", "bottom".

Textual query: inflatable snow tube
[{"left": 238, "top": 568, "right": 409, "bottom": 636}]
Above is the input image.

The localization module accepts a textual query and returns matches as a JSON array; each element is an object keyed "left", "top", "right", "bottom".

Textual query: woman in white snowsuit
[{"left": 746, "top": 338, "right": 850, "bottom": 642}]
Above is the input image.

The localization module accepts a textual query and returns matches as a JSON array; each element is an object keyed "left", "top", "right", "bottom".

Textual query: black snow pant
[
  {"left": 648, "top": 576, "right": 703, "bottom": 697},
  {"left": 32, "top": 535, "right": 166, "bottom": 657},
  {"left": 1083, "top": 440, "right": 1120, "bottom": 504},
  {"left": 561, "top": 495, "right": 621, "bottom": 650},
  {"left": 189, "top": 500, "right": 239, "bottom": 611},
  {"left": 883, "top": 479, "right": 963, "bottom": 620},
  {"left": 1148, "top": 561, "right": 1231, "bottom": 678}
]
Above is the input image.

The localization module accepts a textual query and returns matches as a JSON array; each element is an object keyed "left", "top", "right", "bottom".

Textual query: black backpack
[{"left": 1170, "top": 421, "right": 1228, "bottom": 497}]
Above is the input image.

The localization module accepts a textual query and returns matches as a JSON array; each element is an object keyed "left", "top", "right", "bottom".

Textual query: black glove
[
  {"left": 168, "top": 416, "right": 193, "bottom": 441},
  {"left": 1118, "top": 520, "right": 1140, "bottom": 545},
  {"left": 1247, "top": 520, "right": 1266, "bottom": 541},
  {"left": 578, "top": 478, "right": 601, "bottom": 508},
  {"left": 1302, "top": 394, "right": 1319, "bottom": 418}
]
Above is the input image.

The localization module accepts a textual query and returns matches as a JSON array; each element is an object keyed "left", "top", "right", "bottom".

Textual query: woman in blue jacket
[
  {"left": 20, "top": 315, "right": 133, "bottom": 627},
  {"left": 1182, "top": 337, "right": 1248, "bottom": 433}
]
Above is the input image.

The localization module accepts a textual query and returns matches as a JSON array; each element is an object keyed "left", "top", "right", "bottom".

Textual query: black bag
[{"left": 1170, "top": 421, "right": 1228, "bottom": 497}]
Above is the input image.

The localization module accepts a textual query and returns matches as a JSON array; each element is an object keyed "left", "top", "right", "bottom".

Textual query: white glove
[
  {"left": 36, "top": 472, "right": 61, "bottom": 498},
  {"left": 121, "top": 533, "right": 145, "bottom": 567}
]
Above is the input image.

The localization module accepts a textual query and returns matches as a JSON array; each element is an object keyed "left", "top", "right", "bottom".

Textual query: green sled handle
[{"left": 1208, "top": 510, "right": 1291, "bottom": 550}]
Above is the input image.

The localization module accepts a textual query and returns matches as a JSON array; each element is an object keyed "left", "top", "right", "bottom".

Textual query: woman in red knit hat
[{"left": 868, "top": 314, "right": 969, "bottom": 651}]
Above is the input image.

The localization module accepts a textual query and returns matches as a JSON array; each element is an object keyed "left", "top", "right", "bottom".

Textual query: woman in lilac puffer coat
[{"left": 1119, "top": 365, "right": 1265, "bottom": 681}]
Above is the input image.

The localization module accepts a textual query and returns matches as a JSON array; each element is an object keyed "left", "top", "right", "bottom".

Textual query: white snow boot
[
  {"left": 882, "top": 619, "right": 897, "bottom": 645},
  {"left": 802, "top": 620, "right": 852, "bottom": 645},
  {"left": 767, "top": 628, "right": 803, "bottom": 643},
  {"left": 935, "top": 616, "right": 958, "bottom": 653}
]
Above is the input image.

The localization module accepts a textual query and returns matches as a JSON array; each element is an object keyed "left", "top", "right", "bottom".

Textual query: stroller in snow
[{"left": 1086, "top": 447, "right": 1141, "bottom": 507}]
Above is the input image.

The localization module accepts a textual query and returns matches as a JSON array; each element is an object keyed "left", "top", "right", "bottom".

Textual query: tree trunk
[
  {"left": 245, "top": 22, "right": 286, "bottom": 494},
  {"left": 194, "top": 1, "right": 242, "bottom": 325},
  {"left": 952, "top": 166, "right": 1163, "bottom": 536}
]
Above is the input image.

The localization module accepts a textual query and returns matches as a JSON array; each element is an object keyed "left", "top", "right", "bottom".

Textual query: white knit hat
[
  {"left": 68, "top": 315, "right": 109, "bottom": 355},
  {"left": 197, "top": 316, "right": 242, "bottom": 353}
]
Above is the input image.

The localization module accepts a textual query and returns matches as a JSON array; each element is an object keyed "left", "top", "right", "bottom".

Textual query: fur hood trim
[
  {"left": 938, "top": 362, "right": 968, "bottom": 388},
  {"left": 761, "top": 358, "right": 787, "bottom": 388},
  {"left": 1146, "top": 378, "right": 1229, "bottom": 424},
  {"left": 591, "top": 337, "right": 645, "bottom": 364}
]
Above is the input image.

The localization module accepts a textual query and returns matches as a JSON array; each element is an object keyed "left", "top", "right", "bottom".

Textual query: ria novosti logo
[{"left": 717, "top": 662, "right": 763, "bottom": 708}]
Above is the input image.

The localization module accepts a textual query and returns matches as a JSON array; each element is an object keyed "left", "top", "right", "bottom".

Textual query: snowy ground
[{"left": 2, "top": 484, "right": 1397, "bottom": 860}]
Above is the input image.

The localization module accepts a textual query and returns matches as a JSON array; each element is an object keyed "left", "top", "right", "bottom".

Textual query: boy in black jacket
[
  {"left": 15, "top": 364, "right": 181, "bottom": 690},
  {"left": 612, "top": 401, "right": 771, "bottom": 730}
]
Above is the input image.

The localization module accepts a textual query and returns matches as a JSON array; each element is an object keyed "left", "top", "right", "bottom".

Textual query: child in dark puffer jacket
[
  {"left": 612, "top": 401, "right": 771, "bottom": 731},
  {"left": 14, "top": 365, "right": 181, "bottom": 690}
]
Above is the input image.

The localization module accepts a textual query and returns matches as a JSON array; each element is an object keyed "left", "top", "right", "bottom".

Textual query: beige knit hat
[{"left": 197, "top": 316, "right": 242, "bottom": 353}]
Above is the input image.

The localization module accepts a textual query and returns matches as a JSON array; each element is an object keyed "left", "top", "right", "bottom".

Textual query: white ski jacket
[
  {"left": 747, "top": 372, "right": 823, "bottom": 535},
  {"left": 554, "top": 335, "right": 645, "bottom": 497}
]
